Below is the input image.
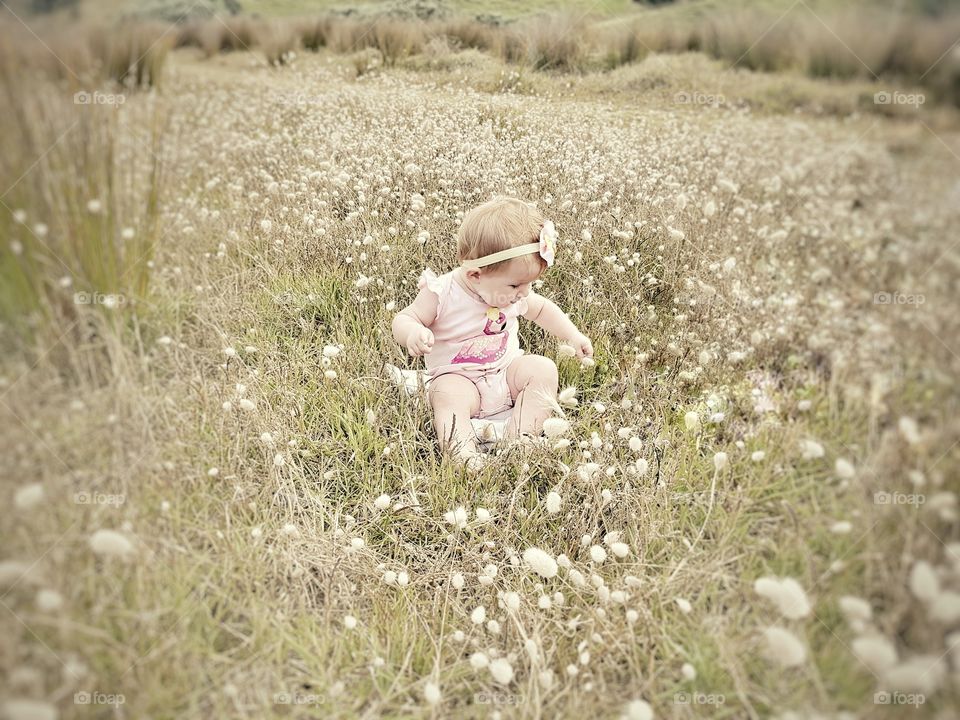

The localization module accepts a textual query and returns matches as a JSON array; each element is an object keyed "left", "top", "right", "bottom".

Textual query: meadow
[{"left": 1, "top": 1, "right": 959, "bottom": 718}]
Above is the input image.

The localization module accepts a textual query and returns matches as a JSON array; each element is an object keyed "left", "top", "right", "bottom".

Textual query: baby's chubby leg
[
  {"left": 427, "top": 373, "right": 482, "bottom": 458},
  {"left": 504, "top": 355, "right": 560, "bottom": 440}
]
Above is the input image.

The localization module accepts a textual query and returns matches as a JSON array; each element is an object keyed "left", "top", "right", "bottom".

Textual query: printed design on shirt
[
  {"left": 453, "top": 307, "right": 509, "bottom": 364},
  {"left": 483, "top": 307, "right": 507, "bottom": 334}
]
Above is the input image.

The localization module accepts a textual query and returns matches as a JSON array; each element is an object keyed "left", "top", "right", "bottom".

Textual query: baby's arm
[
  {"left": 392, "top": 287, "right": 439, "bottom": 357},
  {"left": 522, "top": 294, "right": 594, "bottom": 358}
]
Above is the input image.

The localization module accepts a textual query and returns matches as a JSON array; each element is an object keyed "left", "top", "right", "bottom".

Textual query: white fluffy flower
[
  {"left": 684, "top": 411, "right": 700, "bottom": 432},
  {"left": 852, "top": 634, "right": 898, "bottom": 674},
  {"left": 443, "top": 506, "right": 469, "bottom": 528},
  {"left": 523, "top": 547, "right": 559, "bottom": 579},
  {"left": 838, "top": 596, "right": 872, "bottom": 623},
  {"left": 1, "top": 700, "right": 58, "bottom": 720},
  {"left": 558, "top": 386, "right": 578, "bottom": 406},
  {"left": 754, "top": 576, "right": 811, "bottom": 619},
  {"left": 930, "top": 592, "right": 960, "bottom": 623},
  {"left": 546, "top": 491, "right": 562, "bottom": 513},
  {"left": 35, "top": 589, "right": 64, "bottom": 612},
  {"left": 470, "top": 652, "right": 489, "bottom": 669},
  {"left": 423, "top": 681, "right": 441, "bottom": 706},
  {"left": 489, "top": 657, "right": 514, "bottom": 685},
  {"left": 89, "top": 529, "right": 135, "bottom": 558},
  {"left": 713, "top": 452, "right": 728, "bottom": 471},
  {"left": 762, "top": 626, "right": 806, "bottom": 667},
  {"left": 799, "top": 439, "right": 824, "bottom": 459},
  {"left": 623, "top": 698, "right": 653, "bottom": 720},
  {"left": 908, "top": 560, "right": 939, "bottom": 602},
  {"left": 882, "top": 655, "right": 945, "bottom": 694},
  {"left": 14, "top": 483, "right": 44, "bottom": 510},
  {"left": 898, "top": 416, "right": 921, "bottom": 445},
  {"left": 543, "top": 418, "right": 570, "bottom": 438},
  {"left": 834, "top": 458, "right": 856, "bottom": 479}
]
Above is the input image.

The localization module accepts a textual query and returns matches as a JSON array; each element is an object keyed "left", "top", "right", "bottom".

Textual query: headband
[{"left": 461, "top": 220, "right": 557, "bottom": 270}]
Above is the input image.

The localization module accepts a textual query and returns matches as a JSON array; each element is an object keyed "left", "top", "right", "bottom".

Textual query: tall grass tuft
[
  {"left": 371, "top": 18, "right": 425, "bottom": 67},
  {"left": 328, "top": 18, "right": 377, "bottom": 54},
  {"left": 298, "top": 15, "right": 333, "bottom": 52},
  {"left": 438, "top": 18, "right": 495, "bottom": 52},
  {"left": 599, "top": 22, "right": 650, "bottom": 69},
  {"left": 0, "top": 54, "right": 166, "bottom": 345},
  {"left": 218, "top": 16, "right": 259, "bottom": 52},
  {"left": 493, "top": 25, "right": 527, "bottom": 65},
  {"left": 89, "top": 22, "right": 174, "bottom": 89},
  {"left": 256, "top": 20, "right": 297, "bottom": 66},
  {"left": 526, "top": 14, "right": 587, "bottom": 72}
]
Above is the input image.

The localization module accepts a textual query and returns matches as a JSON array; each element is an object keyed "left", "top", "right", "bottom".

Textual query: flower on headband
[{"left": 539, "top": 220, "right": 557, "bottom": 267}]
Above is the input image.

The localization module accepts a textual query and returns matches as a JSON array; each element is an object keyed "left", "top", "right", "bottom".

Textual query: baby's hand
[
  {"left": 571, "top": 332, "right": 594, "bottom": 359},
  {"left": 407, "top": 326, "right": 435, "bottom": 357}
]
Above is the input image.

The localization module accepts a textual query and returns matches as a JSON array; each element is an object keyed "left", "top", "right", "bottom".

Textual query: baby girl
[{"left": 392, "top": 196, "right": 593, "bottom": 467}]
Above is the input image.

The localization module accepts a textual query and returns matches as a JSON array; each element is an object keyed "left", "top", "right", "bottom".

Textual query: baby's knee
[
  {"left": 427, "top": 375, "right": 480, "bottom": 414},
  {"left": 529, "top": 355, "right": 559, "bottom": 386}
]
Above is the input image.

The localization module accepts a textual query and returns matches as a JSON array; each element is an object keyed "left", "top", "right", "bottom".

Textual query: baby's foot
[
  {"left": 521, "top": 432, "right": 547, "bottom": 446},
  {"left": 454, "top": 447, "right": 488, "bottom": 475},
  {"left": 508, "top": 432, "right": 547, "bottom": 449}
]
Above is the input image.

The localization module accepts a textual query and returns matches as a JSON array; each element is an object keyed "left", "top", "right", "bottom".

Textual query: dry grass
[
  {"left": 371, "top": 18, "right": 426, "bottom": 67},
  {"left": 9, "top": 6, "right": 960, "bottom": 104},
  {"left": 0, "top": 52, "right": 165, "bottom": 338},
  {"left": 523, "top": 13, "right": 588, "bottom": 72},
  {"left": 0, "top": 18, "right": 959, "bottom": 720},
  {"left": 297, "top": 15, "right": 333, "bottom": 52}
]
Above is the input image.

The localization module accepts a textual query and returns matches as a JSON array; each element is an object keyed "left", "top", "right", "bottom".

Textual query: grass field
[{"left": 1, "top": 7, "right": 960, "bottom": 720}]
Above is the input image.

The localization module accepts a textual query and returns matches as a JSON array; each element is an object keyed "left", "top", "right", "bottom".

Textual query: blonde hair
[{"left": 457, "top": 196, "right": 547, "bottom": 276}]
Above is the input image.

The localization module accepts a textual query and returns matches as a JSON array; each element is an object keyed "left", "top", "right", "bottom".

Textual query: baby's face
[{"left": 465, "top": 261, "right": 541, "bottom": 308}]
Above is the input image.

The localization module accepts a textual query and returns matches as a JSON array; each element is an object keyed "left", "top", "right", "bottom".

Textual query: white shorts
[{"left": 473, "top": 367, "right": 514, "bottom": 419}]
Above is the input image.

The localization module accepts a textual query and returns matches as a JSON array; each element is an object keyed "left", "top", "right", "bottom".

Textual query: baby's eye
[{"left": 509, "top": 285, "right": 517, "bottom": 289}]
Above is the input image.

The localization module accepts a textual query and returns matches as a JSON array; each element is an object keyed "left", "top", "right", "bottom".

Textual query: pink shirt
[{"left": 418, "top": 267, "right": 528, "bottom": 380}]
